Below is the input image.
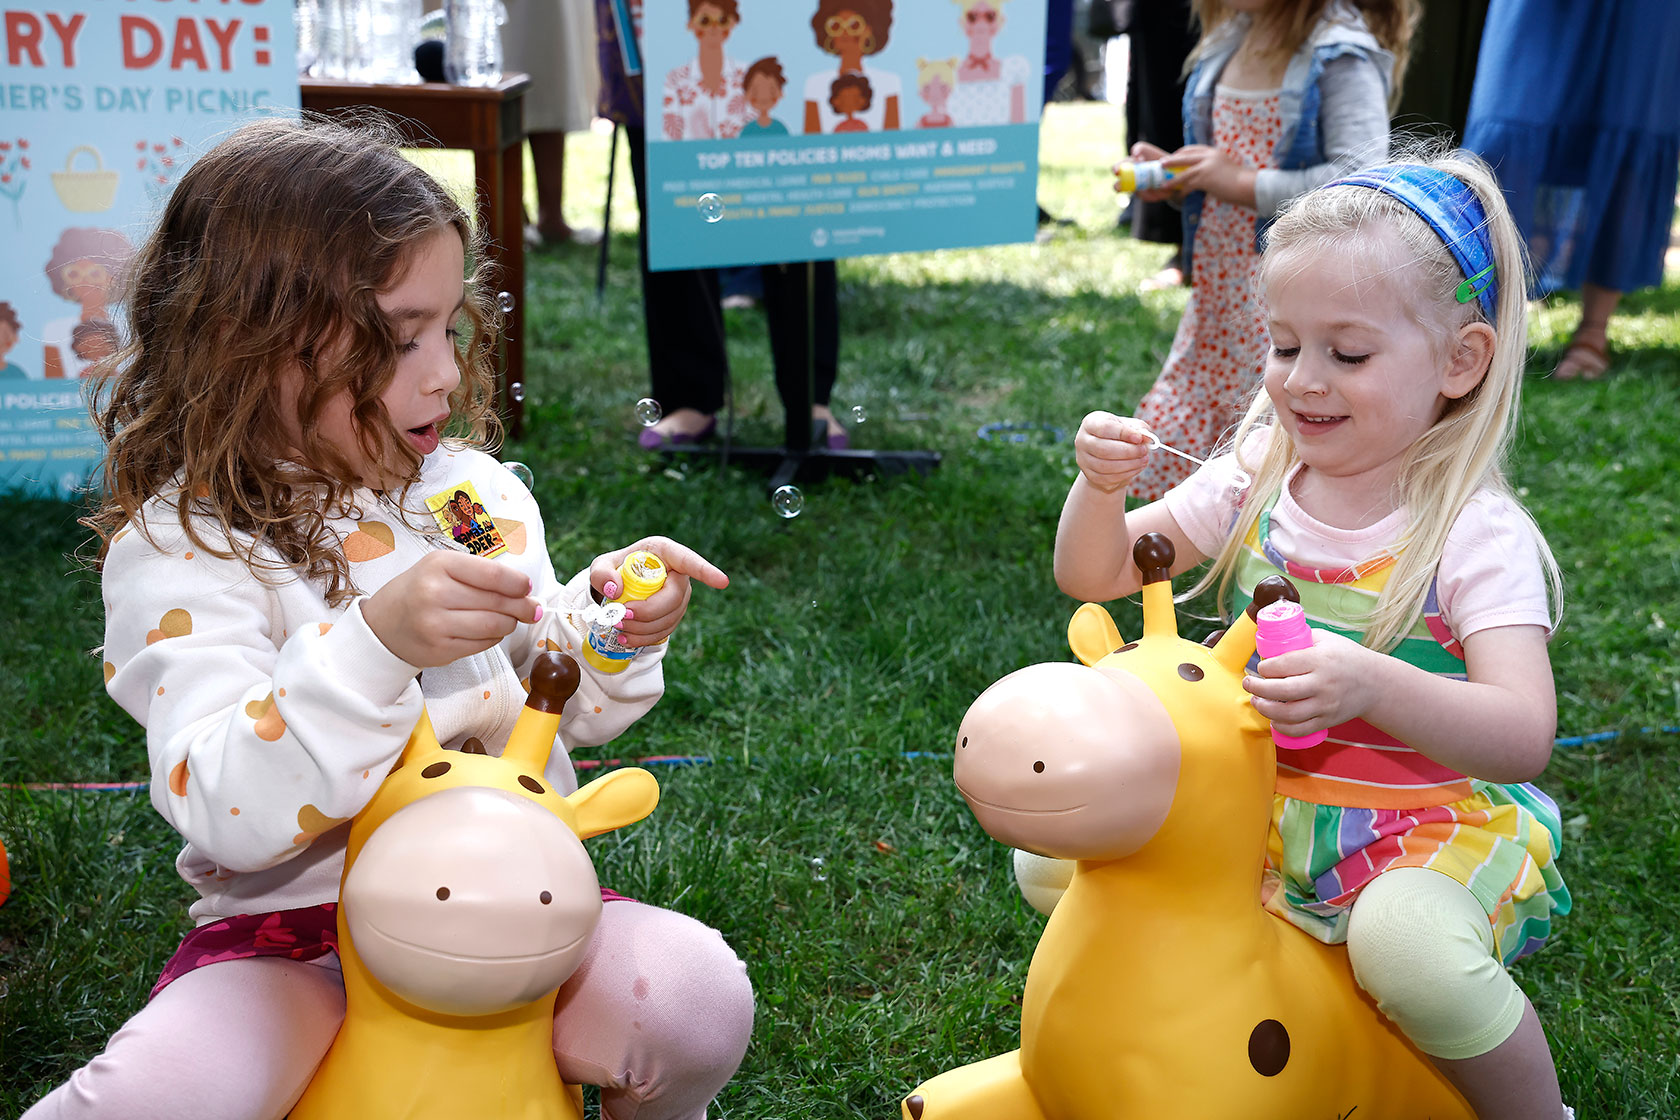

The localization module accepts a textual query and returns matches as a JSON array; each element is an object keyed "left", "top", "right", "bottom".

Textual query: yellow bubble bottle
[
  {"left": 581, "top": 550, "right": 667, "bottom": 673},
  {"left": 1113, "top": 159, "right": 1177, "bottom": 193}
]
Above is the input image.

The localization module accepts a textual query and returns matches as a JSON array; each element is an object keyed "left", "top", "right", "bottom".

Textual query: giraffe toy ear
[
  {"left": 566, "top": 767, "right": 661, "bottom": 840},
  {"left": 395, "top": 708, "right": 444, "bottom": 770},
  {"left": 1068, "top": 603, "right": 1125, "bottom": 667}
]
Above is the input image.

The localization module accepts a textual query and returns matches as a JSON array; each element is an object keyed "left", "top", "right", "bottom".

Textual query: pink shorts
[{"left": 152, "top": 889, "right": 633, "bottom": 999}]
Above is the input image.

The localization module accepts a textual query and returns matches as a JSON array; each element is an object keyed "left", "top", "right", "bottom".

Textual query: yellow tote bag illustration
[{"left": 52, "top": 146, "right": 118, "bottom": 213}]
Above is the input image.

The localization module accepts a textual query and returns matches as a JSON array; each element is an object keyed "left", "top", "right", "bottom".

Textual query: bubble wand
[{"left": 1138, "top": 427, "right": 1251, "bottom": 490}]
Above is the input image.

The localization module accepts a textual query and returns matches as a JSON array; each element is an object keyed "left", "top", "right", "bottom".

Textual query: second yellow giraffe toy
[
  {"left": 290, "top": 651, "right": 660, "bottom": 1120},
  {"left": 902, "top": 533, "right": 1476, "bottom": 1120}
]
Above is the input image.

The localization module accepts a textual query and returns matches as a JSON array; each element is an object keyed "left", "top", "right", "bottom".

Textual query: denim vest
[{"left": 1178, "top": 4, "right": 1393, "bottom": 278}]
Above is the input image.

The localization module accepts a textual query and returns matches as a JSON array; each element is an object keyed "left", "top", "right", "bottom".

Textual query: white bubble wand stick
[{"left": 1138, "top": 426, "right": 1251, "bottom": 490}]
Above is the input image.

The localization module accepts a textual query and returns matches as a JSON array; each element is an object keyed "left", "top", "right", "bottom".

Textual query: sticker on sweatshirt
[{"left": 425, "top": 480, "right": 507, "bottom": 558}]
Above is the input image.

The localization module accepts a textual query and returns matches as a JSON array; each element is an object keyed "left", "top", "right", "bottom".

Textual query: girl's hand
[
  {"left": 590, "top": 537, "right": 730, "bottom": 648},
  {"left": 1159, "top": 144, "right": 1256, "bottom": 207},
  {"left": 1243, "top": 629, "right": 1378, "bottom": 737},
  {"left": 362, "top": 550, "right": 542, "bottom": 668},
  {"left": 1074, "top": 411, "right": 1152, "bottom": 494},
  {"left": 1120, "top": 141, "right": 1175, "bottom": 202}
]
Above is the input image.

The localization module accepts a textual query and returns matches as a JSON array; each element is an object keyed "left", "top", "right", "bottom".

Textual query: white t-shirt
[{"left": 1162, "top": 431, "right": 1554, "bottom": 641}]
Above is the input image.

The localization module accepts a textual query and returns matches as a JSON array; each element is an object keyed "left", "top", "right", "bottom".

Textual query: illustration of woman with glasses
[
  {"left": 803, "top": 0, "right": 901, "bottom": 134},
  {"left": 661, "top": 0, "right": 750, "bottom": 140},
  {"left": 949, "top": 0, "right": 1030, "bottom": 126}
]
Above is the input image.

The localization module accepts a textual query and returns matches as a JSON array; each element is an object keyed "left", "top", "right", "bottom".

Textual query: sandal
[{"left": 1552, "top": 330, "right": 1610, "bottom": 381}]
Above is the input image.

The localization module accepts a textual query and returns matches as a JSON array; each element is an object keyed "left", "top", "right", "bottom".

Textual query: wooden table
[{"left": 300, "top": 74, "right": 530, "bottom": 437}]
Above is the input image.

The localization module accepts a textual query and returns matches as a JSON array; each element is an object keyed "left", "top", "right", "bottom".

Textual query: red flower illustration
[
  {"left": 136, "top": 140, "right": 147, "bottom": 150},
  {"left": 16, "top": 138, "right": 26, "bottom": 148}
]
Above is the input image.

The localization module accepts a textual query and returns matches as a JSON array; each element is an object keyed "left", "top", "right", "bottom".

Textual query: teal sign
[
  {"left": 640, "top": 0, "right": 1046, "bottom": 270},
  {"left": 0, "top": 0, "right": 299, "bottom": 497}
]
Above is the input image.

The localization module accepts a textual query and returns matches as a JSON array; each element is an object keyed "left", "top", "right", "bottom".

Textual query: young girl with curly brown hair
[{"left": 24, "top": 115, "right": 751, "bottom": 1120}]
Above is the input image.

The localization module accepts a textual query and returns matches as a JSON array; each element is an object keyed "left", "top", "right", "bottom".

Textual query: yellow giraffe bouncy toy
[
  {"left": 290, "top": 652, "right": 660, "bottom": 1120},
  {"left": 902, "top": 533, "right": 1476, "bottom": 1120}
]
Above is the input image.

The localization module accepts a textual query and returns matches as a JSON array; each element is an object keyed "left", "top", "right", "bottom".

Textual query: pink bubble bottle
[{"left": 1253, "top": 599, "right": 1327, "bottom": 750}]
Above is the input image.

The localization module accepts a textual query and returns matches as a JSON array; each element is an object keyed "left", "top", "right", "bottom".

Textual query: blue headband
[{"left": 1325, "top": 164, "right": 1499, "bottom": 320}]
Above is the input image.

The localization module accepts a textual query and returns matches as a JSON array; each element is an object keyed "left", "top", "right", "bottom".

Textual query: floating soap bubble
[
  {"left": 771, "top": 484, "right": 804, "bottom": 519},
  {"left": 508, "top": 382, "right": 525, "bottom": 402},
  {"left": 809, "top": 856, "right": 827, "bottom": 883},
  {"left": 503, "top": 461, "right": 535, "bottom": 487},
  {"left": 698, "top": 193, "right": 725, "bottom": 223},
  {"left": 496, "top": 291, "right": 516, "bottom": 313},
  {"left": 850, "top": 404, "right": 867, "bottom": 424},
  {"left": 634, "top": 397, "right": 663, "bottom": 426}
]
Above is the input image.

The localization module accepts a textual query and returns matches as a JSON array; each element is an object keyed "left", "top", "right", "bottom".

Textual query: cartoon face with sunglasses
[
  {"left": 808, "top": 0, "right": 894, "bottom": 60},
  {"left": 685, "top": 0, "right": 739, "bottom": 40},
  {"left": 956, "top": 0, "right": 1009, "bottom": 79}
]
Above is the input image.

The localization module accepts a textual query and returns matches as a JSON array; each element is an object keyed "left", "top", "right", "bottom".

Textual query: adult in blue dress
[{"left": 1464, "top": 0, "right": 1680, "bottom": 380}]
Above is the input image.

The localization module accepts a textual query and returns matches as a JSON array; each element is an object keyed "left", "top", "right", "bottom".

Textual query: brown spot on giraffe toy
[
  {"left": 901, "top": 533, "right": 1476, "bottom": 1120},
  {"left": 289, "top": 652, "right": 660, "bottom": 1120}
]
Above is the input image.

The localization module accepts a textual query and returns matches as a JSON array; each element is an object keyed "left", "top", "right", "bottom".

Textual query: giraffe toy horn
[
  {"left": 502, "top": 653, "right": 583, "bottom": 771},
  {"left": 1134, "top": 533, "right": 1179, "bottom": 641},
  {"left": 1208, "top": 575, "right": 1300, "bottom": 675}
]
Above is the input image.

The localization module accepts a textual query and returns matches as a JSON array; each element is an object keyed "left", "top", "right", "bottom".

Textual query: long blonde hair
[
  {"left": 84, "top": 114, "right": 500, "bottom": 605},
  {"left": 1189, "top": 0, "right": 1420, "bottom": 108},
  {"left": 1187, "top": 149, "right": 1562, "bottom": 652}
]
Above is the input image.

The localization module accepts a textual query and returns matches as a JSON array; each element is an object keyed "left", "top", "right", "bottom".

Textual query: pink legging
[{"left": 22, "top": 899, "right": 754, "bottom": 1120}]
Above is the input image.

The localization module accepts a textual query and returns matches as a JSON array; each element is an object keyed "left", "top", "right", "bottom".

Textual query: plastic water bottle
[
  {"left": 316, "top": 0, "right": 347, "bottom": 78},
  {"left": 293, "top": 0, "right": 322, "bottom": 76},
  {"left": 1253, "top": 599, "right": 1328, "bottom": 751},
  {"left": 444, "top": 0, "right": 506, "bottom": 86},
  {"left": 338, "top": 0, "right": 372, "bottom": 79},
  {"left": 365, "top": 0, "right": 421, "bottom": 82}
]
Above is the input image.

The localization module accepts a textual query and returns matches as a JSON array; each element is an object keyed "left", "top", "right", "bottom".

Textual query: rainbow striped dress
[{"left": 1233, "top": 501, "right": 1570, "bottom": 966}]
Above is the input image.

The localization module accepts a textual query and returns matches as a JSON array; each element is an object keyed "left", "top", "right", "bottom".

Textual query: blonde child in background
[
  {"left": 1123, "top": 0, "right": 1417, "bottom": 499},
  {"left": 1056, "top": 152, "right": 1573, "bottom": 1119},
  {"left": 916, "top": 57, "right": 958, "bottom": 128},
  {"left": 24, "top": 116, "right": 752, "bottom": 1120}
]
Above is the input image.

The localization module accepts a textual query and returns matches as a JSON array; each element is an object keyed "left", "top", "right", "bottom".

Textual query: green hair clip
[{"left": 1456, "top": 263, "right": 1495, "bottom": 307}]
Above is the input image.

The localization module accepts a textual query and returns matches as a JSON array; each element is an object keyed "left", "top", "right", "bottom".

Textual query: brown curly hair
[
  {"left": 84, "top": 113, "right": 500, "bottom": 605},
  {"left": 811, "top": 0, "right": 893, "bottom": 55},
  {"left": 829, "top": 72, "right": 874, "bottom": 112}
]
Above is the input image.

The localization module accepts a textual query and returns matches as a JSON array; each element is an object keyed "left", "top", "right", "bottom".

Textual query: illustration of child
[
  {"left": 916, "top": 56, "right": 958, "bottom": 127},
  {"left": 830, "top": 73, "right": 873, "bottom": 133},
  {"left": 0, "top": 302, "right": 26, "bottom": 379},
  {"left": 741, "top": 56, "right": 790, "bottom": 135},
  {"left": 41, "top": 226, "right": 131, "bottom": 380}
]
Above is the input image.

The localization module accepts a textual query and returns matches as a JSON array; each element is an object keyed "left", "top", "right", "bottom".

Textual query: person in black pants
[
  {"left": 598, "top": 1, "right": 847, "bottom": 452},
  {"left": 1120, "top": 0, "right": 1197, "bottom": 287}
]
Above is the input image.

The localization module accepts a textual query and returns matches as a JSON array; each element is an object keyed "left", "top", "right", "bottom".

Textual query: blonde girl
[
  {"left": 1056, "top": 152, "right": 1572, "bottom": 1119},
  {"left": 26, "top": 116, "right": 751, "bottom": 1120},
  {"left": 1123, "top": 0, "right": 1419, "bottom": 499}
]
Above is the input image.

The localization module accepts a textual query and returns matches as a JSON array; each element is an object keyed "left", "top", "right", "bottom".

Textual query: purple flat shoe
[
  {"left": 826, "top": 429, "right": 850, "bottom": 451},
  {"left": 638, "top": 417, "right": 716, "bottom": 450}
]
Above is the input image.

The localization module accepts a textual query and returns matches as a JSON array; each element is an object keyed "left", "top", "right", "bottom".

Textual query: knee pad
[{"left": 1346, "top": 867, "right": 1526, "bottom": 1060}]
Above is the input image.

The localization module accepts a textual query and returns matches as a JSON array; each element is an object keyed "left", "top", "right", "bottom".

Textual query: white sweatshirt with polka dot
[{"left": 101, "top": 445, "right": 665, "bottom": 926}]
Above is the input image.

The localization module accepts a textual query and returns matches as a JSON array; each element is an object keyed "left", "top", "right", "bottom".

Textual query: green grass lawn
[{"left": 3, "top": 103, "right": 1678, "bottom": 1116}]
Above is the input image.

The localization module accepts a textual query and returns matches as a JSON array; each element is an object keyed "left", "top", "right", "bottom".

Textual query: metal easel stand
[{"left": 658, "top": 261, "right": 940, "bottom": 496}]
